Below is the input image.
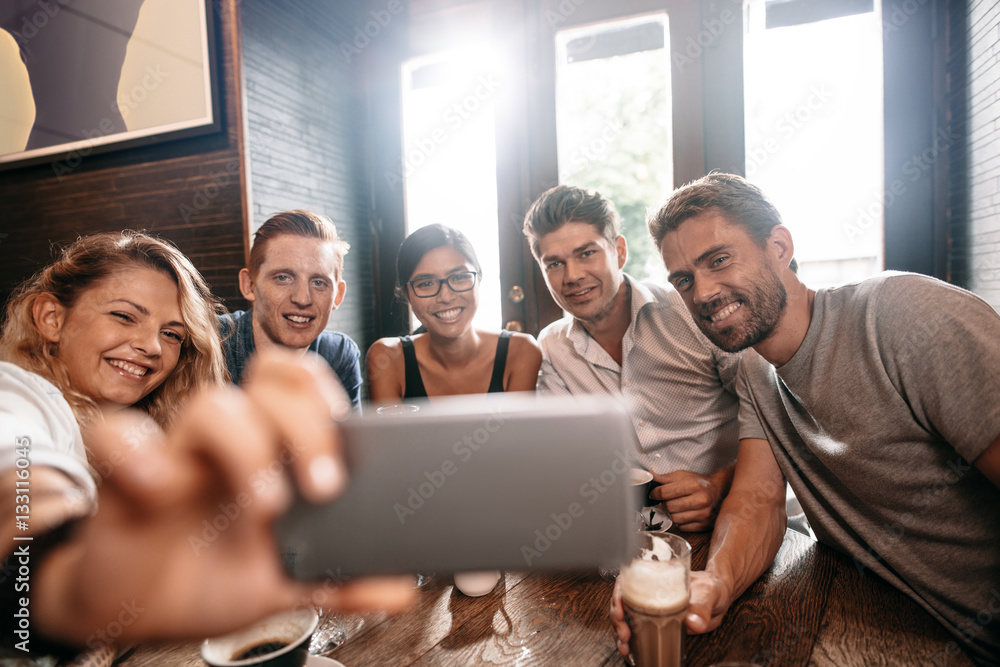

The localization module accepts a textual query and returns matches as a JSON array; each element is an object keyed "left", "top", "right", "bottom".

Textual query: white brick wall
[{"left": 968, "top": 0, "right": 1000, "bottom": 310}]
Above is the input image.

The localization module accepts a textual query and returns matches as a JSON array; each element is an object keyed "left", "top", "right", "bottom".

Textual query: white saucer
[
  {"left": 637, "top": 504, "right": 672, "bottom": 532},
  {"left": 308, "top": 656, "right": 346, "bottom": 667}
]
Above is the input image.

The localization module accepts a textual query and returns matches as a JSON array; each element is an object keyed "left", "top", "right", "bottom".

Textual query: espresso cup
[
  {"left": 629, "top": 468, "right": 655, "bottom": 511},
  {"left": 201, "top": 608, "right": 319, "bottom": 667},
  {"left": 620, "top": 532, "right": 691, "bottom": 667}
]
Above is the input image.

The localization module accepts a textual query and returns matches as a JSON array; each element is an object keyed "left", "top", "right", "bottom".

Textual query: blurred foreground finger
[
  {"left": 166, "top": 387, "right": 290, "bottom": 514},
  {"left": 307, "top": 576, "right": 416, "bottom": 615},
  {"left": 243, "top": 352, "right": 348, "bottom": 503},
  {"left": 87, "top": 410, "right": 171, "bottom": 500}
]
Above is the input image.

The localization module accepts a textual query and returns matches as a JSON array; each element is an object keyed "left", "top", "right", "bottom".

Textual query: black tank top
[{"left": 400, "top": 330, "right": 512, "bottom": 399}]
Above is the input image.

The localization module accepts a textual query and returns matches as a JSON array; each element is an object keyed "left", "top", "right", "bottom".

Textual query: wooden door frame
[{"left": 494, "top": 0, "right": 745, "bottom": 335}]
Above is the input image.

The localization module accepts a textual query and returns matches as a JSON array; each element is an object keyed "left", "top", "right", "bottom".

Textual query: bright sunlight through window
[
  {"left": 401, "top": 47, "right": 502, "bottom": 330},
  {"left": 555, "top": 13, "right": 673, "bottom": 284},
  {"left": 744, "top": 0, "right": 884, "bottom": 288}
]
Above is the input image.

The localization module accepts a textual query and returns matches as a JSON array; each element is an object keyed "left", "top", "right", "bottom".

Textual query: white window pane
[
  {"left": 745, "top": 0, "right": 884, "bottom": 288},
  {"left": 555, "top": 13, "right": 673, "bottom": 283},
  {"left": 401, "top": 49, "right": 502, "bottom": 330}
]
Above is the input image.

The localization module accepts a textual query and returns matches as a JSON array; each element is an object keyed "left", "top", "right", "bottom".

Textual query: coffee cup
[
  {"left": 201, "top": 608, "right": 319, "bottom": 667},
  {"left": 629, "top": 468, "right": 655, "bottom": 511}
]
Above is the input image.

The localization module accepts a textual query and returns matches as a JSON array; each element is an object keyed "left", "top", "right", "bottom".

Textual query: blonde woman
[{"left": 0, "top": 232, "right": 412, "bottom": 661}]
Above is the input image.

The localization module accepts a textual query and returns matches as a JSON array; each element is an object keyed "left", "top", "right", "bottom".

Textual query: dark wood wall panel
[{"left": 0, "top": 0, "right": 248, "bottom": 311}]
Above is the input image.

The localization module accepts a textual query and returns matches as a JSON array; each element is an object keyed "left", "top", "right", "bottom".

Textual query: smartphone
[{"left": 274, "top": 393, "right": 636, "bottom": 579}]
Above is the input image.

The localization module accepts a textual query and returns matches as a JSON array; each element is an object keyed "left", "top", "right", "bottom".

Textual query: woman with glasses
[{"left": 366, "top": 224, "right": 542, "bottom": 401}]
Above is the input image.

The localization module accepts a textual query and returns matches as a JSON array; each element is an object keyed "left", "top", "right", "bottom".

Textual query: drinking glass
[
  {"left": 620, "top": 532, "right": 691, "bottom": 667},
  {"left": 308, "top": 609, "right": 365, "bottom": 656}
]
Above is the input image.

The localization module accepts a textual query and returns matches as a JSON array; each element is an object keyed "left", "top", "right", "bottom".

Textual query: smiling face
[
  {"left": 536, "top": 221, "right": 627, "bottom": 327},
  {"left": 660, "top": 210, "right": 787, "bottom": 352},
  {"left": 405, "top": 244, "right": 479, "bottom": 337},
  {"left": 36, "top": 266, "right": 186, "bottom": 411},
  {"left": 239, "top": 234, "right": 346, "bottom": 352}
]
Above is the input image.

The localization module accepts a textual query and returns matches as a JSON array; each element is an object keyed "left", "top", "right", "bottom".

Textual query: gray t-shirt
[{"left": 738, "top": 272, "right": 1000, "bottom": 663}]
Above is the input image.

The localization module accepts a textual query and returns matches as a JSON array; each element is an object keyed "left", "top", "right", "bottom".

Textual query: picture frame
[{"left": 0, "top": 0, "right": 221, "bottom": 172}]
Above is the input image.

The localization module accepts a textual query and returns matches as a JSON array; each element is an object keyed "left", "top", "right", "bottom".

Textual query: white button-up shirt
[{"left": 537, "top": 276, "right": 746, "bottom": 475}]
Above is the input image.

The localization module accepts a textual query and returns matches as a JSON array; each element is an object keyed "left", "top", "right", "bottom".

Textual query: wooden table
[{"left": 120, "top": 529, "right": 974, "bottom": 666}]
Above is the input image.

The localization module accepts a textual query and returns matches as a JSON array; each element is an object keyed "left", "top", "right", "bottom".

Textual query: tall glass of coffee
[{"left": 619, "top": 532, "right": 691, "bottom": 667}]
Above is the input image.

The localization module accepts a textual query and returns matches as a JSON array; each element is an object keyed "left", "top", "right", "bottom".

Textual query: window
[
  {"left": 400, "top": 47, "right": 502, "bottom": 328},
  {"left": 744, "top": 0, "right": 884, "bottom": 287},
  {"left": 555, "top": 13, "right": 673, "bottom": 283}
]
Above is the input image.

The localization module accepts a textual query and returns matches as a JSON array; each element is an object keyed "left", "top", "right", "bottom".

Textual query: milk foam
[{"left": 620, "top": 559, "right": 688, "bottom": 615}]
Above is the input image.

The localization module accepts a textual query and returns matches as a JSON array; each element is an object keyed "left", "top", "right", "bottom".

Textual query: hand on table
[
  {"left": 650, "top": 469, "right": 729, "bottom": 532},
  {"left": 35, "top": 351, "right": 415, "bottom": 647},
  {"left": 610, "top": 569, "right": 734, "bottom": 658}
]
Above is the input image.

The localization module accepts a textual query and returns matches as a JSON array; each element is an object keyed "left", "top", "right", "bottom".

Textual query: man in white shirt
[{"left": 522, "top": 185, "right": 747, "bottom": 530}]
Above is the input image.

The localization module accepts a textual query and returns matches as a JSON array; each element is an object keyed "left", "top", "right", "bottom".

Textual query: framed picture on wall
[{"left": 0, "top": 0, "right": 221, "bottom": 172}]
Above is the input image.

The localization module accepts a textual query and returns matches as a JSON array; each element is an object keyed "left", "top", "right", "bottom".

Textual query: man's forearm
[
  {"left": 708, "top": 463, "right": 736, "bottom": 500},
  {"left": 704, "top": 440, "right": 786, "bottom": 605}
]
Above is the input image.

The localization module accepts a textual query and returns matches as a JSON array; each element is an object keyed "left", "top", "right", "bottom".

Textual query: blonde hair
[{"left": 0, "top": 231, "right": 227, "bottom": 428}]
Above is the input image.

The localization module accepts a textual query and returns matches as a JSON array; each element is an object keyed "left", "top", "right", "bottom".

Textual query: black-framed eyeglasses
[{"left": 408, "top": 271, "right": 478, "bottom": 298}]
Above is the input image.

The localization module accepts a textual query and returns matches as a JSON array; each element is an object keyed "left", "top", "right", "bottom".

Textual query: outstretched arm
[{"left": 26, "top": 352, "right": 413, "bottom": 647}]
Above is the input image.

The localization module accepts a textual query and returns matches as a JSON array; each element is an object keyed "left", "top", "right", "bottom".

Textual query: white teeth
[
  {"left": 286, "top": 315, "right": 311, "bottom": 323},
  {"left": 436, "top": 308, "right": 462, "bottom": 320},
  {"left": 710, "top": 302, "right": 741, "bottom": 322},
  {"left": 107, "top": 359, "right": 148, "bottom": 377}
]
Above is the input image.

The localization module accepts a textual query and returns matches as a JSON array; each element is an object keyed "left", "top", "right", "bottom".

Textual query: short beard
[{"left": 699, "top": 266, "right": 787, "bottom": 353}]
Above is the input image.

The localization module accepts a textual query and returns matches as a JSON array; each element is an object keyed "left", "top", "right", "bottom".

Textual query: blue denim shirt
[{"left": 218, "top": 310, "right": 362, "bottom": 410}]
